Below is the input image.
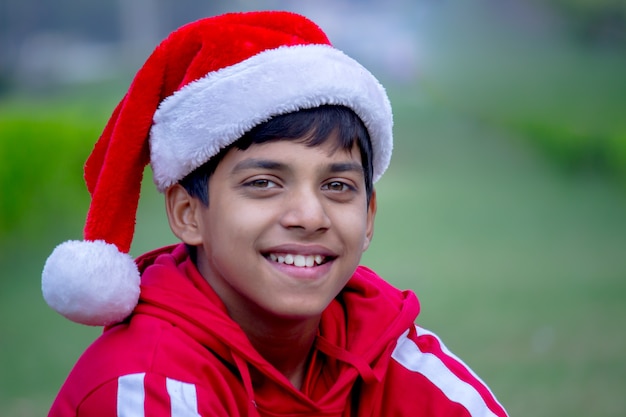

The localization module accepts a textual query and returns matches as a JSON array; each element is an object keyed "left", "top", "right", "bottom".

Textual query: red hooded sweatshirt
[{"left": 49, "top": 244, "right": 508, "bottom": 416}]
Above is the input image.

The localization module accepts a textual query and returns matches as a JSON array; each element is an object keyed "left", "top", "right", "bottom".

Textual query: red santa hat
[{"left": 42, "top": 11, "right": 393, "bottom": 326}]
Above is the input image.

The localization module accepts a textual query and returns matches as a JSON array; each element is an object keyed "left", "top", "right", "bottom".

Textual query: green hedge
[
  {"left": 512, "top": 120, "right": 626, "bottom": 181},
  {"left": 0, "top": 110, "right": 99, "bottom": 237}
]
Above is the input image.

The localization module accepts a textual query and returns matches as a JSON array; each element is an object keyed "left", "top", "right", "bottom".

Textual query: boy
[{"left": 42, "top": 11, "right": 508, "bottom": 416}]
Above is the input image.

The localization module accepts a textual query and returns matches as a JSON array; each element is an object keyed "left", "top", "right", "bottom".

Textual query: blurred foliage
[
  {"left": 539, "top": 0, "right": 626, "bottom": 46},
  {"left": 418, "top": 1, "right": 626, "bottom": 187},
  {"left": 513, "top": 120, "right": 626, "bottom": 180}
]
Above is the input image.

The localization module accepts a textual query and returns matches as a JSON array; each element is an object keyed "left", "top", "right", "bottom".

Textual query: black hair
[{"left": 179, "top": 105, "right": 374, "bottom": 205}]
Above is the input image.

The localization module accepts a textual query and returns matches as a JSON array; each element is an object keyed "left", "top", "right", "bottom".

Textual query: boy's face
[{"left": 181, "top": 134, "right": 376, "bottom": 325}]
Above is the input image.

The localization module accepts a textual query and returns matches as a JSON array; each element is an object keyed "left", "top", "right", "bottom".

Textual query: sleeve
[{"left": 390, "top": 325, "right": 509, "bottom": 417}]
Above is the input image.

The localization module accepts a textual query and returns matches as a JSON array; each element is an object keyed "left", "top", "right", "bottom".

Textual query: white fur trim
[
  {"left": 42, "top": 240, "right": 140, "bottom": 326},
  {"left": 150, "top": 44, "right": 393, "bottom": 192}
]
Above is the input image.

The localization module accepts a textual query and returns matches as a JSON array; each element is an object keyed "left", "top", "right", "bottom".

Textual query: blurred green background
[{"left": 1, "top": 1, "right": 625, "bottom": 416}]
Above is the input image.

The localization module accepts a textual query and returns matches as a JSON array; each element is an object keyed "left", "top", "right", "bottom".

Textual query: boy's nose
[{"left": 280, "top": 188, "right": 331, "bottom": 233}]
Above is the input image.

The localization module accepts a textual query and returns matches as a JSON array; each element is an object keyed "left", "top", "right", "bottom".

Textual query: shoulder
[
  {"left": 51, "top": 370, "right": 242, "bottom": 417},
  {"left": 387, "top": 325, "right": 509, "bottom": 417},
  {"left": 50, "top": 313, "right": 250, "bottom": 416},
  {"left": 49, "top": 314, "right": 219, "bottom": 416}
]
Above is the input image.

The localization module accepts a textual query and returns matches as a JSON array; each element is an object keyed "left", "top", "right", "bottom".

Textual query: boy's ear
[
  {"left": 363, "top": 189, "right": 377, "bottom": 252},
  {"left": 165, "top": 184, "right": 204, "bottom": 245}
]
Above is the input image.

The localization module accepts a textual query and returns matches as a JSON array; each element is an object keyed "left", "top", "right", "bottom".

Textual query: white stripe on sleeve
[
  {"left": 117, "top": 373, "right": 146, "bottom": 417},
  {"left": 417, "top": 326, "right": 499, "bottom": 396},
  {"left": 166, "top": 378, "right": 201, "bottom": 417},
  {"left": 391, "top": 329, "right": 498, "bottom": 417}
]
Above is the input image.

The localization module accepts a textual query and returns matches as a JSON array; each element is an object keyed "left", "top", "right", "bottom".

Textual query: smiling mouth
[{"left": 265, "top": 253, "right": 333, "bottom": 268}]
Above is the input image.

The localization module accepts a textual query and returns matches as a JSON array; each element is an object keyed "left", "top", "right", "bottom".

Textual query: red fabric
[{"left": 49, "top": 244, "right": 508, "bottom": 416}]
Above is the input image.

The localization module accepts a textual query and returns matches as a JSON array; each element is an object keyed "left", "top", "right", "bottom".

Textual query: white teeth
[
  {"left": 268, "top": 253, "right": 325, "bottom": 267},
  {"left": 293, "top": 255, "right": 305, "bottom": 267}
]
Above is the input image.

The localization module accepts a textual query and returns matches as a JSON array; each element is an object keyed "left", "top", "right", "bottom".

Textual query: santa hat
[{"left": 42, "top": 11, "right": 393, "bottom": 326}]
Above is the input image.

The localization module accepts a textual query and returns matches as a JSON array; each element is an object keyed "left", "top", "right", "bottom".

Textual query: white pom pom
[{"left": 42, "top": 240, "right": 141, "bottom": 326}]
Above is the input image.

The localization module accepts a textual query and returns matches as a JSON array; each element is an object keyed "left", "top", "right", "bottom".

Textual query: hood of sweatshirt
[{"left": 133, "top": 244, "right": 420, "bottom": 416}]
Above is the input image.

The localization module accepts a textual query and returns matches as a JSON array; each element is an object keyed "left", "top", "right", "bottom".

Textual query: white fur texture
[
  {"left": 150, "top": 44, "right": 393, "bottom": 192},
  {"left": 42, "top": 240, "right": 141, "bottom": 326}
]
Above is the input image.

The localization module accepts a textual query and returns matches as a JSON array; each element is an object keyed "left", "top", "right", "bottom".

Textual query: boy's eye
[
  {"left": 323, "top": 181, "right": 351, "bottom": 192},
  {"left": 247, "top": 178, "right": 277, "bottom": 188}
]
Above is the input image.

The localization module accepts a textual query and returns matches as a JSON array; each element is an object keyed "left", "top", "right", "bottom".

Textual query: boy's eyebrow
[
  {"left": 231, "top": 158, "right": 285, "bottom": 173},
  {"left": 328, "top": 162, "right": 364, "bottom": 176},
  {"left": 231, "top": 158, "right": 364, "bottom": 176}
]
